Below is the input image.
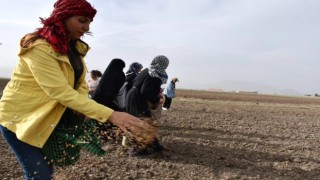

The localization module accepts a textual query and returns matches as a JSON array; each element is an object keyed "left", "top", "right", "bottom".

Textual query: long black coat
[
  {"left": 125, "top": 72, "right": 137, "bottom": 92},
  {"left": 125, "top": 68, "right": 162, "bottom": 116},
  {"left": 92, "top": 59, "right": 126, "bottom": 111}
]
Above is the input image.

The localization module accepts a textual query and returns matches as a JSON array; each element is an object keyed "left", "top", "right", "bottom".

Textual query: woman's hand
[{"left": 107, "top": 111, "right": 157, "bottom": 145}]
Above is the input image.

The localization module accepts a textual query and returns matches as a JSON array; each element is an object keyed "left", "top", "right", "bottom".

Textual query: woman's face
[
  {"left": 137, "top": 67, "right": 143, "bottom": 73},
  {"left": 65, "top": 16, "right": 92, "bottom": 40}
]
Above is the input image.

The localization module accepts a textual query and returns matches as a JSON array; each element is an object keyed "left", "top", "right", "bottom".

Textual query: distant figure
[
  {"left": 87, "top": 70, "right": 102, "bottom": 97},
  {"left": 163, "top": 78, "right": 179, "bottom": 110},
  {"left": 125, "top": 62, "right": 143, "bottom": 91}
]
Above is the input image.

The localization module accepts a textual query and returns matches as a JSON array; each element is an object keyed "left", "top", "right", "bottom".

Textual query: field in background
[{"left": 1, "top": 80, "right": 320, "bottom": 179}]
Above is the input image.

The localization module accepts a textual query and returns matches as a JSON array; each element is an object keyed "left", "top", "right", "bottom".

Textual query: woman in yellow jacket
[{"left": 0, "top": 0, "right": 155, "bottom": 179}]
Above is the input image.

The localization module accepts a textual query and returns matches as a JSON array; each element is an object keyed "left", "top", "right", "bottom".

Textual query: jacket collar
[{"left": 19, "top": 37, "right": 90, "bottom": 63}]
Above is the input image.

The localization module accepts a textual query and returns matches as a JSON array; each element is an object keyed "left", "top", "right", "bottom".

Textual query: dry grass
[{"left": 176, "top": 89, "right": 320, "bottom": 105}]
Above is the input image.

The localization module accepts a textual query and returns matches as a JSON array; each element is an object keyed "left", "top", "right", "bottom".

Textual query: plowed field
[{"left": 1, "top": 90, "right": 320, "bottom": 179}]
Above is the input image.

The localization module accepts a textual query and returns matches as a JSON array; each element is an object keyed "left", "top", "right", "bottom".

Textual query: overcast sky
[{"left": 0, "top": 0, "right": 319, "bottom": 94}]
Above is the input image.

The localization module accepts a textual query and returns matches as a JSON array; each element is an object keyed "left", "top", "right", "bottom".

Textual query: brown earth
[{"left": 1, "top": 89, "right": 320, "bottom": 179}]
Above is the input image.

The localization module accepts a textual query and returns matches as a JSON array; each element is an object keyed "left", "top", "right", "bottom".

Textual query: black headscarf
[
  {"left": 92, "top": 58, "right": 126, "bottom": 110},
  {"left": 126, "top": 62, "right": 143, "bottom": 75}
]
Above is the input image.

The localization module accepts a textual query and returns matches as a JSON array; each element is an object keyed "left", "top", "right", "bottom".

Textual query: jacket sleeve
[
  {"left": 164, "top": 82, "right": 174, "bottom": 98},
  {"left": 78, "top": 77, "right": 90, "bottom": 96},
  {"left": 21, "top": 44, "right": 113, "bottom": 123}
]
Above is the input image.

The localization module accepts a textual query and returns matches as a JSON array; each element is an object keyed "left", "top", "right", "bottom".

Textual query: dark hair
[
  {"left": 21, "top": 32, "right": 40, "bottom": 48},
  {"left": 126, "top": 62, "right": 143, "bottom": 74},
  {"left": 90, "top": 70, "right": 102, "bottom": 77}
]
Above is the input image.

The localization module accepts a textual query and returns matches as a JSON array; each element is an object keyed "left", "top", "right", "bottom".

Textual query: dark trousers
[
  {"left": 163, "top": 95, "right": 172, "bottom": 109},
  {"left": 0, "top": 125, "right": 53, "bottom": 180}
]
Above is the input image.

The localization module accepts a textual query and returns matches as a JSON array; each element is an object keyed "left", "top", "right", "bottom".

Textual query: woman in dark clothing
[
  {"left": 125, "top": 62, "right": 143, "bottom": 91},
  {"left": 125, "top": 55, "right": 169, "bottom": 155},
  {"left": 92, "top": 58, "right": 126, "bottom": 142},
  {"left": 92, "top": 58, "right": 126, "bottom": 111}
]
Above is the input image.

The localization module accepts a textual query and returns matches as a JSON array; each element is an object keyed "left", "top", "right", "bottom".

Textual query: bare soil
[{"left": 1, "top": 90, "right": 320, "bottom": 179}]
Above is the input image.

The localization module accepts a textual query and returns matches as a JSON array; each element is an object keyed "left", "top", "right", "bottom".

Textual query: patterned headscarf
[
  {"left": 37, "top": 0, "right": 97, "bottom": 55},
  {"left": 148, "top": 55, "right": 169, "bottom": 84}
]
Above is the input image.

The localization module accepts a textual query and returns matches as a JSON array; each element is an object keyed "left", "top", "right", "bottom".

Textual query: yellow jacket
[{"left": 0, "top": 38, "right": 113, "bottom": 148}]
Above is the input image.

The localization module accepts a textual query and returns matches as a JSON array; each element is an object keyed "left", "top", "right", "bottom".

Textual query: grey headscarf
[{"left": 148, "top": 55, "right": 169, "bottom": 84}]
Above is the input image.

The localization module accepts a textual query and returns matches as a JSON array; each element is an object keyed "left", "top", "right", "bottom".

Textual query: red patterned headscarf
[{"left": 37, "top": 0, "right": 97, "bottom": 55}]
